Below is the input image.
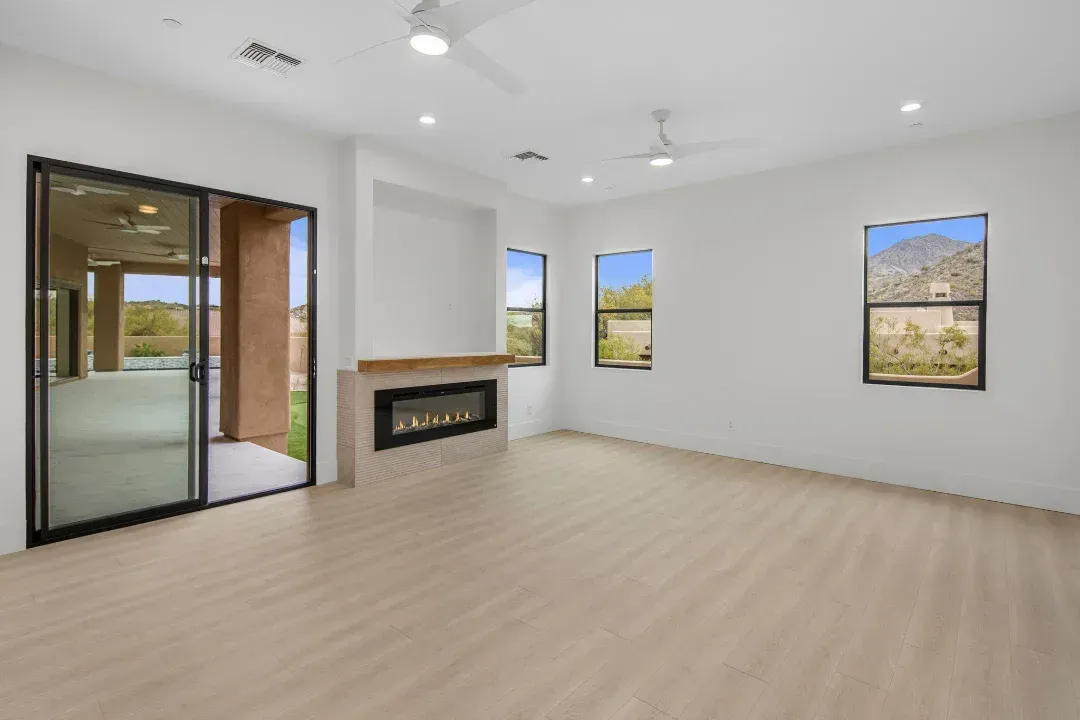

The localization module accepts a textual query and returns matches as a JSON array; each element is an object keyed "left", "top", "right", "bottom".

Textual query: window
[
  {"left": 864, "top": 214, "right": 986, "bottom": 390},
  {"left": 596, "top": 250, "right": 653, "bottom": 369},
  {"left": 506, "top": 249, "right": 546, "bottom": 366}
]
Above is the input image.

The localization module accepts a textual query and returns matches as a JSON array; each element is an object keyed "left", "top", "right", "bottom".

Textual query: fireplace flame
[{"left": 392, "top": 408, "right": 482, "bottom": 435}]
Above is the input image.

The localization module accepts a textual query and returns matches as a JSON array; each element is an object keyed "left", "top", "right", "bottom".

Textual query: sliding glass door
[{"left": 31, "top": 161, "right": 209, "bottom": 541}]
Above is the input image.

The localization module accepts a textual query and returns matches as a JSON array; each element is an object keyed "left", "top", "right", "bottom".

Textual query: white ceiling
[{"left": 3, "top": 0, "right": 1079, "bottom": 204}]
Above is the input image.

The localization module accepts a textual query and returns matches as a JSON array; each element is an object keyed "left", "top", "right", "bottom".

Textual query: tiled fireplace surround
[{"left": 337, "top": 364, "right": 509, "bottom": 486}]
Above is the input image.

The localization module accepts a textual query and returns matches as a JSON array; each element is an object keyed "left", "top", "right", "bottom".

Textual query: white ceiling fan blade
[
  {"left": 139, "top": 229, "right": 162, "bottom": 235},
  {"left": 419, "top": 0, "right": 539, "bottom": 41},
  {"left": 51, "top": 186, "right": 78, "bottom": 195},
  {"left": 448, "top": 37, "right": 525, "bottom": 95},
  {"left": 669, "top": 138, "right": 761, "bottom": 159},
  {"left": 333, "top": 34, "right": 410, "bottom": 64},
  {"left": 135, "top": 225, "right": 172, "bottom": 231},
  {"left": 600, "top": 151, "right": 656, "bottom": 162},
  {"left": 390, "top": 0, "right": 427, "bottom": 24},
  {"left": 600, "top": 144, "right": 668, "bottom": 162},
  {"left": 117, "top": 216, "right": 132, "bottom": 227}
]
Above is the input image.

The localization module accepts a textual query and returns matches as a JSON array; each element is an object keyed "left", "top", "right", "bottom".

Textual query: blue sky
[
  {"left": 89, "top": 217, "right": 309, "bottom": 309},
  {"left": 598, "top": 250, "right": 652, "bottom": 289},
  {"left": 506, "top": 249, "right": 544, "bottom": 307},
  {"left": 867, "top": 216, "right": 985, "bottom": 257}
]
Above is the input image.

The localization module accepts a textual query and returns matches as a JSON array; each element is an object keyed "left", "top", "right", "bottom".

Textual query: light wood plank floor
[{"left": 1, "top": 430, "right": 1078, "bottom": 720}]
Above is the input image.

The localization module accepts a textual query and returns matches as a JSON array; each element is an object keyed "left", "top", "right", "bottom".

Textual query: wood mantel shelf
[{"left": 356, "top": 353, "right": 516, "bottom": 373}]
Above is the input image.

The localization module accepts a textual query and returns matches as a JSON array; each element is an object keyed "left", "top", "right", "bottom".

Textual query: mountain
[
  {"left": 867, "top": 233, "right": 969, "bottom": 278},
  {"left": 868, "top": 241, "right": 984, "bottom": 303}
]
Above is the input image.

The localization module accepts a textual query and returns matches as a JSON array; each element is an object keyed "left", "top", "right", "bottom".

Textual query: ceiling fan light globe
[
  {"left": 409, "top": 26, "right": 450, "bottom": 56},
  {"left": 649, "top": 154, "right": 674, "bottom": 167}
]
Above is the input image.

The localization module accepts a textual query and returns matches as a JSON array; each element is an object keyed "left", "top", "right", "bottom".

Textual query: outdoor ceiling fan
[
  {"left": 601, "top": 109, "right": 761, "bottom": 167},
  {"left": 87, "top": 245, "right": 189, "bottom": 262},
  {"left": 86, "top": 213, "right": 171, "bottom": 235},
  {"left": 52, "top": 184, "right": 128, "bottom": 197},
  {"left": 336, "top": 0, "right": 538, "bottom": 95}
]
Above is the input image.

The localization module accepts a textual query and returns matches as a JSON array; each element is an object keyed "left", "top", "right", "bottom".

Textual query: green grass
[{"left": 287, "top": 390, "right": 308, "bottom": 462}]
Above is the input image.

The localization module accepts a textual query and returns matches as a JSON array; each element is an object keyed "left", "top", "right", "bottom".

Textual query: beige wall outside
[
  {"left": 48, "top": 234, "right": 89, "bottom": 378},
  {"left": 219, "top": 201, "right": 292, "bottom": 453}
]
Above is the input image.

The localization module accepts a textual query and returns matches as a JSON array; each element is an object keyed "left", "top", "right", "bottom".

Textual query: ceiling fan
[
  {"left": 52, "top": 184, "right": 128, "bottom": 197},
  {"left": 336, "top": 0, "right": 538, "bottom": 95},
  {"left": 601, "top": 109, "right": 761, "bottom": 167},
  {"left": 86, "top": 213, "right": 171, "bottom": 235},
  {"left": 87, "top": 246, "right": 189, "bottom": 262}
]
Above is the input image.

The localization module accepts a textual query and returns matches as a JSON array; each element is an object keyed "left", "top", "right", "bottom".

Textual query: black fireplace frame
[{"left": 374, "top": 379, "right": 498, "bottom": 451}]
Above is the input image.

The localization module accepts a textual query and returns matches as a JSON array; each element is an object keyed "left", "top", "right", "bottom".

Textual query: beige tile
[
  {"left": 813, "top": 672, "right": 886, "bottom": 720},
  {"left": 878, "top": 644, "right": 952, "bottom": 720},
  {"left": 1011, "top": 647, "right": 1079, "bottom": 720},
  {"left": 608, "top": 697, "right": 676, "bottom": 720},
  {"left": 678, "top": 664, "right": 766, "bottom": 720},
  {"left": 745, "top": 600, "right": 863, "bottom": 720}
]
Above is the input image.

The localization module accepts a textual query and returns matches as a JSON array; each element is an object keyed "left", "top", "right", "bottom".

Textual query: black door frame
[{"left": 25, "top": 156, "right": 318, "bottom": 547}]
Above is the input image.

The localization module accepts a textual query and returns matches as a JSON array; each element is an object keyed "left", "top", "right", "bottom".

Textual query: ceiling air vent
[
  {"left": 230, "top": 38, "right": 303, "bottom": 77},
  {"left": 507, "top": 151, "right": 550, "bottom": 163}
]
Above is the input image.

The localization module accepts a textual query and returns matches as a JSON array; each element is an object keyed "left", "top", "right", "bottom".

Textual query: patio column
[
  {"left": 218, "top": 201, "right": 293, "bottom": 454},
  {"left": 93, "top": 264, "right": 125, "bottom": 372}
]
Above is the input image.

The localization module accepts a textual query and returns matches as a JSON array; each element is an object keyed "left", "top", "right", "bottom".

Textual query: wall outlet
[
  {"left": 728, "top": 420, "right": 735, "bottom": 432},
  {"left": 527, "top": 404, "right": 533, "bottom": 416}
]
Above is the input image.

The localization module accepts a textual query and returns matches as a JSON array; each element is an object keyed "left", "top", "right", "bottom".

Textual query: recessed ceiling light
[
  {"left": 138, "top": 204, "right": 159, "bottom": 214},
  {"left": 409, "top": 26, "right": 450, "bottom": 56},
  {"left": 649, "top": 154, "right": 674, "bottom": 167},
  {"left": 581, "top": 176, "right": 594, "bottom": 184},
  {"left": 161, "top": 18, "right": 182, "bottom": 29},
  {"left": 900, "top": 102, "right": 922, "bottom": 112},
  {"left": 418, "top": 115, "right": 437, "bottom": 125}
]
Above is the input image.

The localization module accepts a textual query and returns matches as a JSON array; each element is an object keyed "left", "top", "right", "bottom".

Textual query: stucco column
[
  {"left": 219, "top": 201, "right": 292, "bottom": 454},
  {"left": 93, "top": 265, "right": 125, "bottom": 372}
]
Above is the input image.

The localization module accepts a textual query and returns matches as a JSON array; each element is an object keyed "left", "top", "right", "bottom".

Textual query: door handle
[{"left": 189, "top": 361, "right": 207, "bottom": 384}]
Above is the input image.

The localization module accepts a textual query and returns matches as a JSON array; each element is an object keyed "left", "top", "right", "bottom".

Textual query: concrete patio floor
[{"left": 47, "top": 369, "right": 306, "bottom": 527}]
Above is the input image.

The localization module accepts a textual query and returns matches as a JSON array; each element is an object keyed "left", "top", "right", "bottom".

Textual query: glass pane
[
  {"left": 507, "top": 249, "right": 544, "bottom": 309},
  {"left": 598, "top": 311, "right": 652, "bottom": 368},
  {"left": 867, "top": 216, "right": 985, "bottom": 303},
  {"left": 868, "top": 305, "right": 980, "bottom": 387},
  {"left": 598, "top": 251, "right": 652, "bottom": 309},
  {"left": 45, "top": 172, "right": 198, "bottom": 528},
  {"left": 288, "top": 215, "right": 309, "bottom": 462},
  {"left": 392, "top": 390, "right": 485, "bottom": 435},
  {"left": 508, "top": 310, "right": 543, "bottom": 364}
]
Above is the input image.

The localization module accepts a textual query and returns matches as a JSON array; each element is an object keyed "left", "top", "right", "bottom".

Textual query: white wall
[
  {"left": 561, "top": 113, "right": 1080, "bottom": 514},
  {"left": 373, "top": 182, "right": 495, "bottom": 356},
  {"left": 337, "top": 141, "right": 566, "bottom": 441},
  {"left": 500, "top": 194, "right": 567, "bottom": 440},
  {"left": 0, "top": 45, "right": 340, "bottom": 554}
]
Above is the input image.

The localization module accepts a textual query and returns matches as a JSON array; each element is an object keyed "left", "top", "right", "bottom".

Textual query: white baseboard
[
  {"left": 509, "top": 419, "right": 553, "bottom": 442},
  {"left": 572, "top": 419, "right": 1080, "bottom": 516},
  {"left": 0, "top": 523, "right": 23, "bottom": 557}
]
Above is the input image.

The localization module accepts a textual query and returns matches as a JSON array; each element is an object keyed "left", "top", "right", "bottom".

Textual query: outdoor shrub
[{"left": 131, "top": 343, "right": 166, "bottom": 358}]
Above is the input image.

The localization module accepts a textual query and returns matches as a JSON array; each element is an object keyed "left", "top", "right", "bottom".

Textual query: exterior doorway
[{"left": 26, "top": 157, "right": 316, "bottom": 545}]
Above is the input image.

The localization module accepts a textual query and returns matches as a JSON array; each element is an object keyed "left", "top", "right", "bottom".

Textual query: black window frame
[
  {"left": 595, "top": 249, "right": 653, "bottom": 371},
  {"left": 863, "top": 213, "right": 988, "bottom": 391},
  {"left": 506, "top": 248, "right": 547, "bottom": 368}
]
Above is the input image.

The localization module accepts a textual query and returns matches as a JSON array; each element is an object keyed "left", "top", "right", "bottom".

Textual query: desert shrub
[
  {"left": 868, "top": 317, "right": 976, "bottom": 376},
  {"left": 131, "top": 343, "right": 166, "bottom": 358},
  {"left": 598, "top": 335, "right": 644, "bottom": 361}
]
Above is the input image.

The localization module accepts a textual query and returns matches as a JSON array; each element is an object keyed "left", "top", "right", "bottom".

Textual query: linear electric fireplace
[{"left": 374, "top": 379, "right": 498, "bottom": 451}]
